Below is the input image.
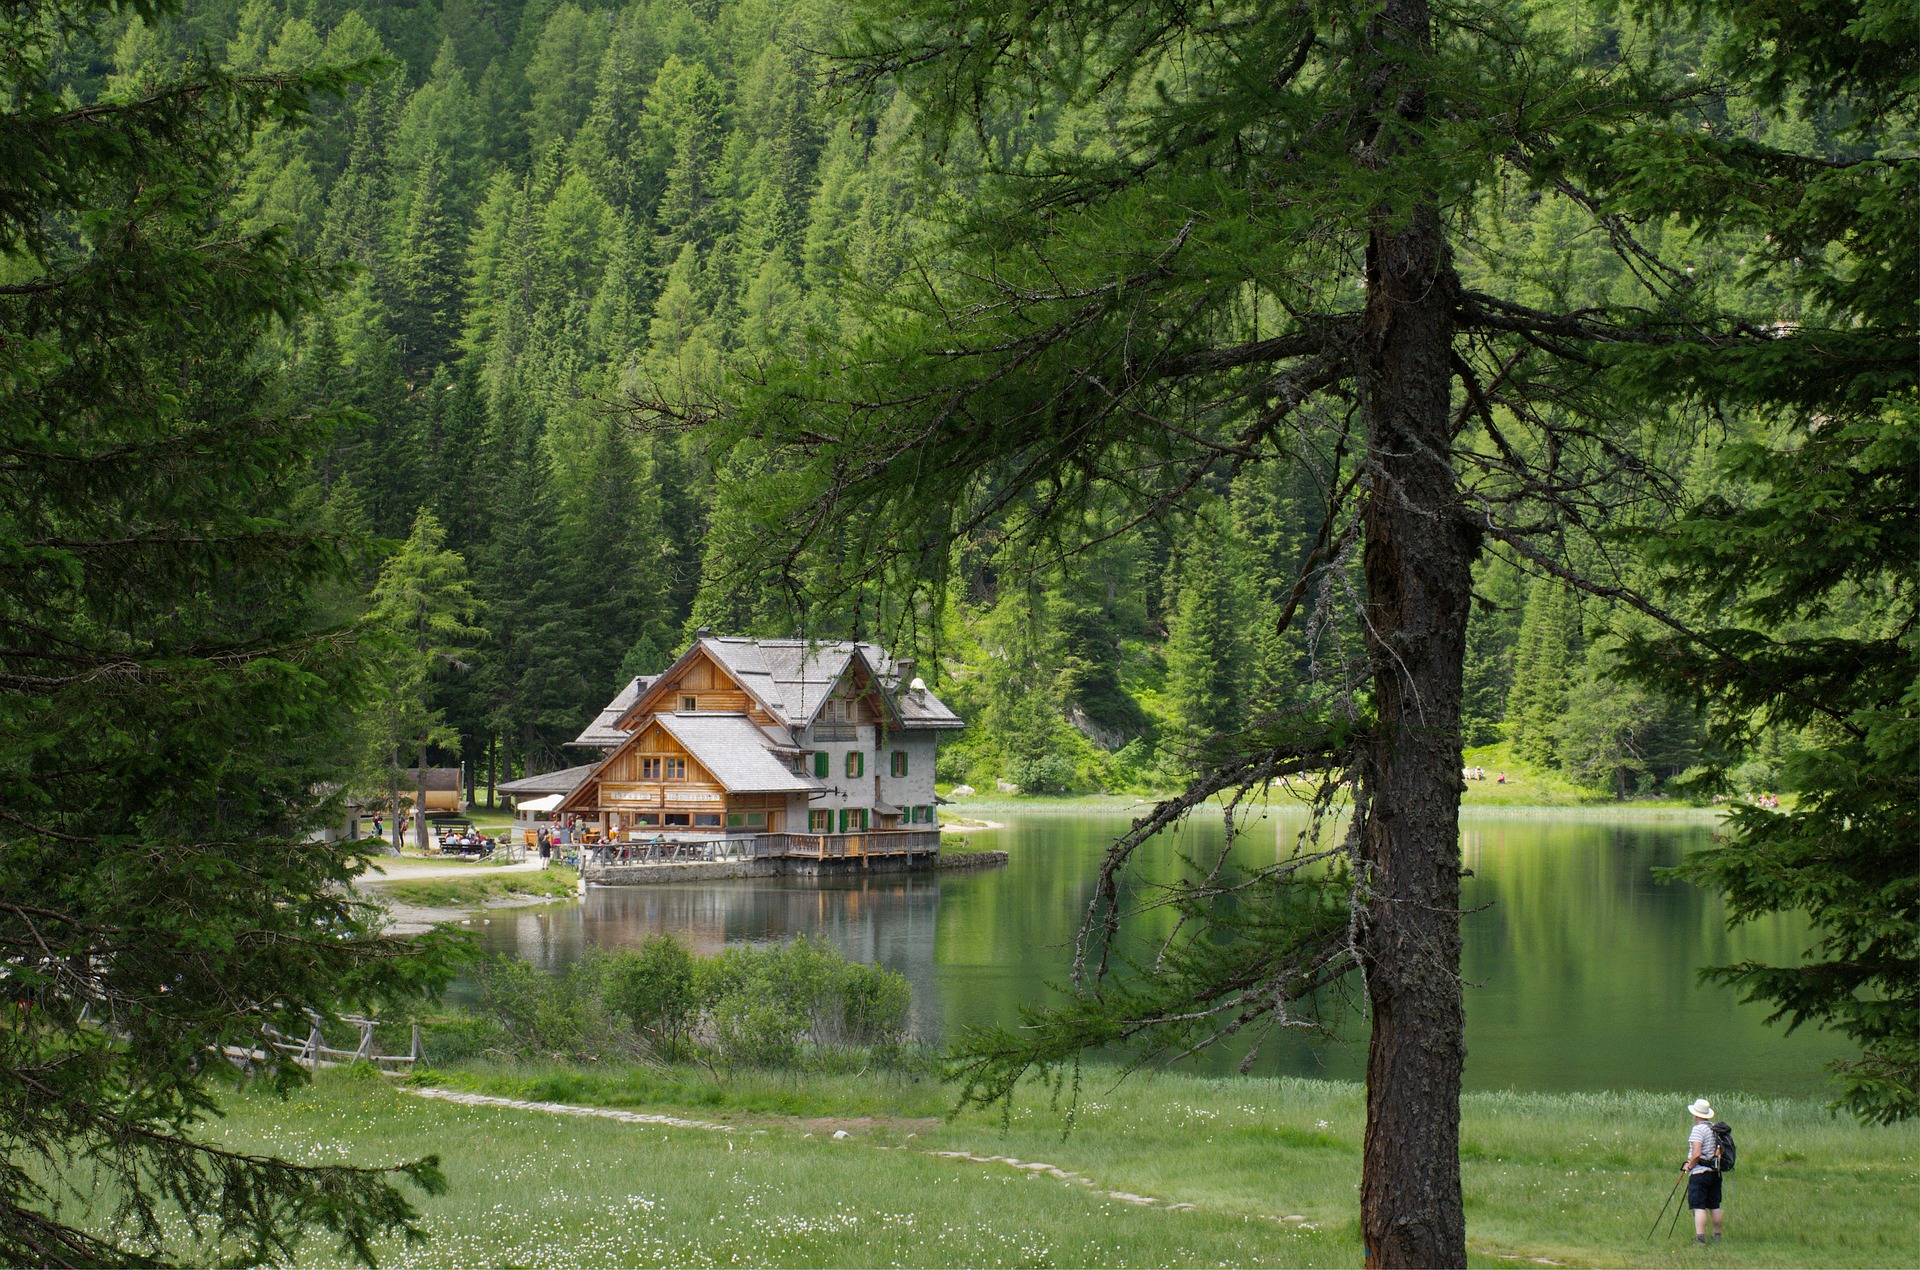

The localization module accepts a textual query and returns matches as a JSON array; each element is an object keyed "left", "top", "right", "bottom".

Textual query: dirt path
[
  {"left": 357, "top": 858, "right": 548, "bottom": 885},
  {"left": 398, "top": 1084, "right": 1314, "bottom": 1225}
]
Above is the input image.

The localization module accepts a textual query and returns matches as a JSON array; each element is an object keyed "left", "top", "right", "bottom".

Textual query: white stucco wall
[{"left": 796, "top": 725, "right": 945, "bottom": 825}]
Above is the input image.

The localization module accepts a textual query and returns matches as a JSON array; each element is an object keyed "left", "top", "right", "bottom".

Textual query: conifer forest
[
  {"left": 1, "top": 0, "right": 1912, "bottom": 1264},
  {"left": 40, "top": 0, "right": 1900, "bottom": 804}
]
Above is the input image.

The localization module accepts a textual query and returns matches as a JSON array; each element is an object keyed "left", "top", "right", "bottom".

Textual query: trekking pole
[
  {"left": 1647, "top": 1173, "right": 1683, "bottom": 1243},
  {"left": 1666, "top": 1175, "right": 1688, "bottom": 1242}
]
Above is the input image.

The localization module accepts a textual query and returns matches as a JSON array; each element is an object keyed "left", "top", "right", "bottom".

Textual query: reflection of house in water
[{"left": 497, "top": 876, "right": 947, "bottom": 1036}]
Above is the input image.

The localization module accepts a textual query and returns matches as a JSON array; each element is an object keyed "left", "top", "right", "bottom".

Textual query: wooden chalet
[{"left": 556, "top": 636, "right": 963, "bottom": 862}]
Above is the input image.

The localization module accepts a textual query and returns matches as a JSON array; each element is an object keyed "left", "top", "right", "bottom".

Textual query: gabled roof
[
  {"left": 498, "top": 763, "right": 597, "bottom": 797},
  {"left": 559, "top": 713, "right": 819, "bottom": 814},
  {"left": 652, "top": 714, "right": 819, "bottom": 793},
  {"left": 611, "top": 637, "right": 963, "bottom": 734},
  {"left": 570, "top": 675, "right": 655, "bottom": 748}
]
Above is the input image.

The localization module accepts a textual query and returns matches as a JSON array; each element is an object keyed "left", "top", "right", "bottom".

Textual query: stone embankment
[{"left": 934, "top": 850, "right": 1008, "bottom": 871}]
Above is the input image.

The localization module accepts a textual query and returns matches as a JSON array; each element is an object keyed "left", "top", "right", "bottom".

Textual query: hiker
[
  {"left": 537, "top": 828, "right": 552, "bottom": 869},
  {"left": 1681, "top": 1097, "right": 1725, "bottom": 1244}
]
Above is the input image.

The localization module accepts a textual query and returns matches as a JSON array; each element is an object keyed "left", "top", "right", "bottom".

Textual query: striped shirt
[{"left": 1688, "top": 1121, "right": 1719, "bottom": 1173}]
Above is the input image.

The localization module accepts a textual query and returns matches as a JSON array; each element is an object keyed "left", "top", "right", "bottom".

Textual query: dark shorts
[{"left": 1687, "top": 1170, "right": 1723, "bottom": 1210}]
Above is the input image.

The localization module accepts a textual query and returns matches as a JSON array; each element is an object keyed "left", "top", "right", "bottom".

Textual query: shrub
[
  {"left": 841, "top": 961, "right": 911, "bottom": 1050},
  {"left": 697, "top": 936, "right": 914, "bottom": 1067},
  {"left": 469, "top": 936, "right": 916, "bottom": 1071},
  {"left": 478, "top": 951, "right": 623, "bottom": 1060},
  {"left": 604, "top": 935, "right": 700, "bottom": 1057},
  {"left": 1006, "top": 752, "right": 1075, "bottom": 794}
]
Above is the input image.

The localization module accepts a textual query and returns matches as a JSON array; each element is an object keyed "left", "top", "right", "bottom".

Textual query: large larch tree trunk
[{"left": 1354, "top": 0, "right": 1473, "bottom": 1264}]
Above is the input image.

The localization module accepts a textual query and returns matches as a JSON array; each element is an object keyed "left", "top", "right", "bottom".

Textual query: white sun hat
[{"left": 1687, "top": 1098, "right": 1715, "bottom": 1119}]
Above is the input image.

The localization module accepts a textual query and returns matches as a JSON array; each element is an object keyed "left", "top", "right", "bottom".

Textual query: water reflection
[{"left": 476, "top": 809, "right": 1849, "bottom": 1097}]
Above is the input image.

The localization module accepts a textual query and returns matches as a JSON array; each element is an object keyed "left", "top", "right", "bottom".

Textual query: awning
[{"left": 516, "top": 794, "right": 564, "bottom": 813}]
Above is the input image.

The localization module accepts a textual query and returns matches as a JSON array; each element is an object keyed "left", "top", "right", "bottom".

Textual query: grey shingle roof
[
  {"left": 574, "top": 639, "right": 964, "bottom": 770},
  {"left": 653, "top": 713, "right": 820, "bottom": 793},
  {"left": 570, "top": 675, "right": 655, "bottom": 748},
  {"left": 699, "top": 638, "right": 964, "bottom": 730},
  {"left": 497, "top": 763, "right": 598, "bottom": 796}
]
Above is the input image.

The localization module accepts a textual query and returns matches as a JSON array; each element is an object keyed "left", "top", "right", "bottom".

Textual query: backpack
[{"left": 1708, "top": 1121, "right": 1736, "bottom": 1172}]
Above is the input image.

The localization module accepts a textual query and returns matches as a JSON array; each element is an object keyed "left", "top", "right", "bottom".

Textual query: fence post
[{"left": 411, "top": 1022, "right": 422, "bottom": 1063}]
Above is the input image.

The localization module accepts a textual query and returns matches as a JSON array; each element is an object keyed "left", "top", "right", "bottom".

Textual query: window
[
  {"left": 823, "top": 700, "right": 847, "bottom": 722},
  {"left": 836, "top": 807, "right": 868, "bottom": 832},
  {"left": 663, "top": 813, "right": 690, "bottom": 827},
  {"left": 693, "top": 813, "right": 722, "bottom": 828},
  {"left": 845, "top": 751, "right": 864, "bottom": 778},
  {"left": 809, "top": 809, "right": 832, "bottom": 833},
  {"left": 726, "top": 811, "right": 767, "bottom": 829},
  {"left": 637, "top": 813, "right": 660, "bottom": 826},
  {"left": 812, "top": 751, "right": 829, "bottom": 779},
  {"left": 890, "top": 750, "right": 909, "bottom": 777},
  {"left": 682, "top": 695, "right": 698, "bottom": 711},
  {"left": 640, "top": 757, "right": 662, "bottom": 780},
  {"left": 664, "top": 758, "right": 687, "bottom": 781}
]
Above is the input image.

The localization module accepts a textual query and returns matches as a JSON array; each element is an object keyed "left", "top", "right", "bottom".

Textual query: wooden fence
[{"left": 222, "top": 1011, "right": 419, "bottom": 1076}]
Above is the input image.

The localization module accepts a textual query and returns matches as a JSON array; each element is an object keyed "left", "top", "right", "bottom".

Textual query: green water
[{"left": 478, "top": 807, "right": 1850, "bottom": 1099}]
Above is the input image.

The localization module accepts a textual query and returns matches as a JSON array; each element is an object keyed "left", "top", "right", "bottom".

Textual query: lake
[{"left": 475, "top": 806, "right": 1849, "bottom": 1099}]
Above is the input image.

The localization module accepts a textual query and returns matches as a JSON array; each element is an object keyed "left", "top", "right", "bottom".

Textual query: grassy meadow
[
  {"left": 182, "top": 1065, "right": 1918, "bottom": 1268},
  {"left": 371, "top": 866, "right": 580, "bottom": 908}
]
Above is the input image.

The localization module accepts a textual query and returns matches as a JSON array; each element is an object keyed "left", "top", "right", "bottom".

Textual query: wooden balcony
[
  {"left": 766, "top": 829, "right": 941, "bottom": 858},
  {"left": 581, "top": 829, "right": 943, "bottom": 879}
]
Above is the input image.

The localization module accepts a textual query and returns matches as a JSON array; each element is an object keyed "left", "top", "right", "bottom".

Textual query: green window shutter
[
  {"left": 813, "top": 751, "right": 828, "bottom": 778},
  {"left": 837, "top": 807, "right": 849, "bottom": 833},
  {"left": 892, "top": 750, "right": 908, "bottom": 777},
  {"left": 846, "top": 751, "right": 864, "bottom": 778}
]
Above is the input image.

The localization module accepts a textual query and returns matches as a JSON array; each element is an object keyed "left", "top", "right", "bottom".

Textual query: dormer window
[{"left": 682, "top": 695, "right": 697, "bottom": 711}]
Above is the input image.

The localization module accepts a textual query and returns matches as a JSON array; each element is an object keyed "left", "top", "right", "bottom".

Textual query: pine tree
[
  {"left": 1164, "top": 516, "right": 1243, "bottom": 746},
  {"left": 390, "top": 142, "right": 467, "bottom": 379},
  {"left": 1505, "top": 577, "right": 1582, "bottom": 765},
  {"left": 364, "top": 510, "right": 485, "bottom": 853},
  {"left": 0, "top": 3, "right": 455, "bottom": 1257},
  {"left": 523, "top": 2, "right": 610, "bottom": 159},
  {"left": 1590, "top": 0, "right": 1916, "bottom": 1121},
  {"left": 683, "top": 3, "right": 1737, "bottom": 1259},
  {"left": 648, "top": 54, "right": 727, "bottom": 247}
]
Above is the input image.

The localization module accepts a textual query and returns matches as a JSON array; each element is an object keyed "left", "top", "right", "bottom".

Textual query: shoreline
[{"left": 944, "top": 793, "right": 1724, "bottom": 821}]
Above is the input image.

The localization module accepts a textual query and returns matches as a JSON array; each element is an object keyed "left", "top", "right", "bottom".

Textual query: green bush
[
  {"left": 478, "top": 951, "right": 624, "bottom": 1060},
  {"left": 1006, "top": 752, "right": 1076, "bottom": 794},
  {"left": 603, "top": 935, "right": 700, "bottom": 1057},
  {"left": 467, "top": 935, "right": 916, "bottom": 1071},
  {"left": 698, "top": 936, "right": 910, "bottom": 1064}
]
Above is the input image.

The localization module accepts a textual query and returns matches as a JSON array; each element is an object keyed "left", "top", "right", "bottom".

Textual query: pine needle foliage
[
  {"left": 1, "top": 2, "right": 460, "bottom": 1262},
  {"left": 1591, "top": 0, "right": 1918, "bottom": 1124}
]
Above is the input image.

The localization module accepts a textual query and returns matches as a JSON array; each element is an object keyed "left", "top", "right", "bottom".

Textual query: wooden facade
[{"left": 557, "top": 635, "right": 963, "bottom": 845}]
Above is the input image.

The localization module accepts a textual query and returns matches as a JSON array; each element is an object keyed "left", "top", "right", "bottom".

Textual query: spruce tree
[
  {"left": 1, "top": 3, "right": 455, "bottom": 1258},
  {"left": 1588, "top": 0, "right": 1915, "bottom": 1119},
  {"left": 364, "top": 510, "right": 485, "bottom": 854}
]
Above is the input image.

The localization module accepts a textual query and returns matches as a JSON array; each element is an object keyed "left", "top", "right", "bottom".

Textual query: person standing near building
[{"left": 1681, "top": 1097, "right": 1725, "bottom": 1244}]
